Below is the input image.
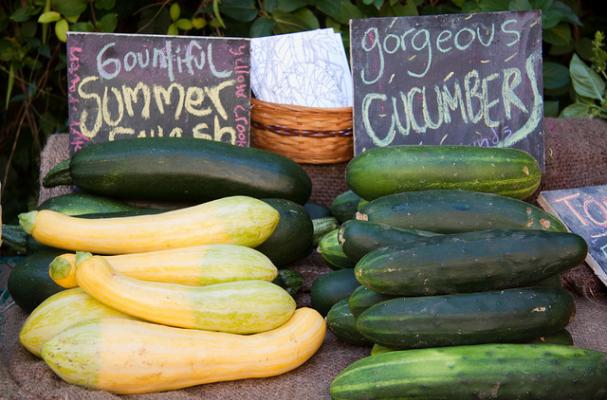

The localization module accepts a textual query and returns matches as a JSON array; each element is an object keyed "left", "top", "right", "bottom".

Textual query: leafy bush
[{"left": 0, "top": 0, "right": 600, "bottom": 224}]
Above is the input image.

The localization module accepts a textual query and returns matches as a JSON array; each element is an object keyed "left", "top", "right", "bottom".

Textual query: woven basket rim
[{"left": 251, "top": 98, "right": 352, "bottom": 113}]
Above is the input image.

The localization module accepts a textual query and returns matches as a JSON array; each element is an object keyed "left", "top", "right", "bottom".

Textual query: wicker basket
[{"left": 251, "top": 98, "right": 353, "bottom": 164}]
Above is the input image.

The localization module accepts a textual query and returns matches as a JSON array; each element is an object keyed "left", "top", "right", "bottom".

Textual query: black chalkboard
[
  {"left": 67, "top": 32, "right": 251, "bottom": 152},
  {"left": 538, "top": 185, "right": 607, "bottom": 287},
  {"left": 350, "top": 11, "right": 544, "bottom": 167}
]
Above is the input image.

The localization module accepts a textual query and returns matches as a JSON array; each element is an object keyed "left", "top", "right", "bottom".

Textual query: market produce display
[{"left": 43, "top": 137, "right": 312, "bottom": 204}]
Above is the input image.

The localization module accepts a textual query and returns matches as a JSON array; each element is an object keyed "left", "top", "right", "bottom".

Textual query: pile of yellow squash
[{"left": 18, "top": 196, "right": 326, "bottom": 394}]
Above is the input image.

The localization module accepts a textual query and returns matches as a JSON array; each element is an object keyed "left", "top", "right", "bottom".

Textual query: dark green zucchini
[
  {"left": 339, "top": 220, "right": 436, "bottom": 262},
  {"left": 318, "top": 229, "right": 355, "bottom": 270},
  {"left": 38, "top": 192, "right": 141, "bottom": 215},
  {"left": 272, "top": 269, "right": 304, "bottom": 297},
  {"left": 330, "top": 344, "right": 607, "bottom": 400},
  {"left": 348, "top": 286, "right": 396, "bottom": 317},
  {"left": 356, "top": 287, "right": 575, "bottom": 349},
  {"left": 359, "top": 190, "right": 567, "bottom": 233},
  {"left": 355, "top": 230, "right": 587, "bottom": 296},
  {"left": 326, "top": 298, "right": 371, "bottom": 346},
  {"left": 330, "top": 190, "right": 362, "bottom": 223},
  {"left": 304, "top": 202, "right": 331, "bottom": 219},
  {"left": 347, "top": 145, "right": 541, "bottom": 200},
  {"left": 7, "top": 248, "right": 66, "bottom": 312},
  {"left": 312, "top": 217, "right": 339, "bottom": 246},
  {"left": 311, "top": 269, "right": 360, "bottom": 316},
  {"left": 258, "top": 199, "right": 313, "bottom": 267},
  {"left": 44, "top": 138, "right": 312, "bottom": 204}
]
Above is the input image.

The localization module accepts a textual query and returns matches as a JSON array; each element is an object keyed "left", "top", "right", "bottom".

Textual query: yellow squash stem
[
  {"left": 75, "top": 255, "right": 295, "bottom": 333},
  {"left": 19, "top": 288, "right": 133, "bottom": 357},
  {"left": 19, "top": 196, "right": 279, "bottom": 254},
  {"left": 49, "top": 244, "right": 278, "bottom": 288},
  {"left": 42, "top": 307, "right": 325, "bottom": 394}
]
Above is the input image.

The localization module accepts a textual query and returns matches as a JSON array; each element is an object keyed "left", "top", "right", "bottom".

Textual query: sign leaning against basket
[
  {"left": 67, "top": 32, "right": 251, "bottom": 152},
  {"left": 350, "top": 11, "right": 544, "bottom": 167}
]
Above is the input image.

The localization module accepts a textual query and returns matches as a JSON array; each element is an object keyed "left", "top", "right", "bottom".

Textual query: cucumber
[
  {"left": 304, "top": 202, "right": 331, "bottom": 219},
  {"left": 356, "top": 287, "right": 575, "bottom": 349},
  {"left": 7, "top": 248, "right": 66, "bottom": 312},
  {"left": 257, "top": 199, "right": 313, "bottom": 267},
  {"left": 272, "top": 269, "right": 304, "bottom": 297},
  {"left": 312, "top": 217, "right": 339, "bottom": 246},
  {"left": 326, "top": 298, "right": 371, "bottom": 346},
  {"left": 348, "top": 286, "right": 396, "bottom": 317},
  {"left": 330, "top": 191, "right": 362, "bottom": 223},
  {"left": 331, "top": 344, "right": 607, "bottom": 400},
  {"left": 318, "top": 230, "right": 355, "bottom": 270},
  {"left": 370, "top": 329, "right": 574, "bottom": 355},
  {"left": 44, "top": 138, "right": 312, "bottom": 204},
  {"left": 339, "top": 220, "right": 436, "bottom": 262},
  {"left": 310, "top": 269, "right": 359, "bottom": 316},
  {"left": 38, "top": 192, "right": 141, "bottom": 215},
  {"left": 355, "top": 230, "right": 587, "bottom": 296},
  {"left": 359, "top": 190, "right": 567, "bottom": 233},
  {"left": 347, "top": 145, "right": 541, "bottom": 200}
]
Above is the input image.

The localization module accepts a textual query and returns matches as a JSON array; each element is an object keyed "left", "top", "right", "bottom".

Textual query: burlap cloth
[{"left": 1, "top": 117, "right": 607, "bottom": 399}]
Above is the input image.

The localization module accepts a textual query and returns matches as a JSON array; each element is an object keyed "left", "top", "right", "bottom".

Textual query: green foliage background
[{"left": 0, "top": 0, "right": 604, "bottom": 223}]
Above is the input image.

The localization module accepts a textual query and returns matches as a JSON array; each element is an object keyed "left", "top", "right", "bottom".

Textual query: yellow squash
[
  {"left": 49, "top": 244, "right": 278, "bottom": 288},
  {"left": 19, "top": 196, "right": 279, "bottom": 254},
  {"left": 42, "top": 307, "right": 325, "bottom": 394},
  {"left": 19, "top": 288, "right": 132, "bottom": 357},
  {"left": 76, "top": 254, "right": 295, "bottom": 333}
]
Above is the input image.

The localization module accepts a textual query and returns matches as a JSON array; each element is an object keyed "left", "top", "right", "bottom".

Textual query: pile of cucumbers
[{"left": 313, "top": 145, "right": 607, "bottom": 400}]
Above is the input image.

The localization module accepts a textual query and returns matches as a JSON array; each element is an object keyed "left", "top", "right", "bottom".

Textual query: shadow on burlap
[{"left": 1, "top": 118, "right": 606, "bottom": 399}]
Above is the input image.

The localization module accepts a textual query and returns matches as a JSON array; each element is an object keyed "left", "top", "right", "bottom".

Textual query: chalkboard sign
[
  {"left": 350, "top": 11, "right": 544, "bottom": 167},
  {"left": 67, "top": 32, "right": 251, "bottom": 152},
  {"left": 538, "top": 185, "right": 607, "bottom": 287}
]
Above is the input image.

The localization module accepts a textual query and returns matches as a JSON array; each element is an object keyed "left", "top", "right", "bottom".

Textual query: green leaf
[
  {"left": 167, "top": 23, "right": 179, "bottom": 35},
  {"left": 176, "top": 18, "right": 192, "bottom": 30},
  {"left": 477, "top": 0, "right": 510, "bottom": 11},
  {"left": 192, "top": 17, "right": 206, "bottom": 29},
  {"left": 575, "top": 38, "right": 595, "bottom": 61},
  {"left": 52, "top": 0, "right": 87, "bottom": 17},
  {"left": 70, "top": 21, "right": 94, "bottom": 32},
  {"left": 272, "top": 8, "right": 319, "bottom": 34},
  {"left": 451, "top": 0, "right": 465, "bottom": 6},
  {"left": 325, "top": 16, "right": 342, "bottom": 32},
  {"left": 212, "top": 0, "right": 226, "bottom": 28},
  {"left": 95, "top": 0, "right": 116, "bottom": 11},
  {"left": 250, "top": 16, "right": 274, "bottom": 37},
  {"left": 543, "top": 100, "right": 559, "bottom": 117},
  {"left": 0, "top": 39, "right": 20, "bottom": 62},
  {"left": 391, "top": 0, "right": 418, "bottom": 16},
  {"left": 541, "top": 1, "right": 581, "bottom": 29},
  {"left": 38, "top": 11, "right": 61, "bottom": 23},
  {"left": 543, "top": 23, "right": 572, "bottom": 47},
  {"left": 509, "top": 0, "right": 532, "bottom": 11},
  {"left": 276, "top": 0, "right": 309, "bottom": 12},
  {"left": 570, "top": 53, "right": 605, "bottom": 101},
  {"left": 543, "top": 61, "right": 570, "bottom": 90},
  {"left": 548, "top": 41, "right": 574, "bottom": 56},
  {"left": 316, "top": 0, "right": 363, "bottom": 25},
  {"left": 170, "top": 3, "right": 180, "bottom": 21},
  {"left": 96, "top": 12, "right": 117, "bottom": 32},
  {"left": 220, "top": 0, "right": 258, "bottom": 22},
  {"left": 54, "top": 18, "right": 68, "bottom": 42},
  {"left": 559, "top": 102, "right": 594, "bottom": 118},
  {"left": 11, "top": 6, "right": 38, "bottom": 22}
]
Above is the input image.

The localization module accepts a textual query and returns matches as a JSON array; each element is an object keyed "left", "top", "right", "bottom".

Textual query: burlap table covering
[{"left": 2, "top": 117, "right": 607, "bottom": 399}]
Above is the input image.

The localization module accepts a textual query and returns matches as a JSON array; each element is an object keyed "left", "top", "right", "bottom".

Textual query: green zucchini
[
  {"left": 339, "top": 220, "right": 436, "bottom": 262},
  {"left": 347, "top": 145, "right": 541, "bottom": 200},
  {"left": 7, "top": 248, "right": 66, "bottom": 312},
  {"left": 358, "top": 190, "right": 567, "bottom": 233},
  {"left": 536, "top": 274, "right": 563, "bottom": 288},
  {"left": 44, "top": 138, "right": 312, "bottom": 204},
  {"left": 318, "top": 230, "right": 355, "bottom": 270},
  {"left": 355, "top": 230, "right": 587, "bottom": 296},
  {"left": 370, "top": 329, "right": 574, "bottom": 355},
  {"left": 38, "top": 192, "right": 141, "bottom": 215},
  {"left": 304, "top": 202, "right": 331, "bottom": 219},
  {"left": 348, "top": 286, "right": 396, "bottom": 317},
  {"left": 272, "top": 269, "right": 304, "bottom": 297},
  {"left": 330, "top": 191, "right": 362, "bottom": 223},
  {"left": 312, "top": 217, "right": 339, "bottom": 246},
  {"left": 356, "top": 287, "right": 575, "bottom": 349},
  {"left": 331, "top": 344, "right": 607, "bottom": 400},
  {"left": 257, "top": 199, "right": 313, "bottom": 267},
  {"left": 310, "top": 269, "right": 360, "bottom": 316},
  {"left": 326, "top": 298, "right": 371, "bottom": 346}
]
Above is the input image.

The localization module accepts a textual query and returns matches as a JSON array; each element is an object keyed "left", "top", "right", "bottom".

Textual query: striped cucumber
[
  {"left": 326, "top": 298, "right": 371, "bottom": 346},
  {"left": 318, "top": 229, "right": 354, "bottom": 270},
  {"left": 348, "top": 286, "right": 396, "bottom": 317}
]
